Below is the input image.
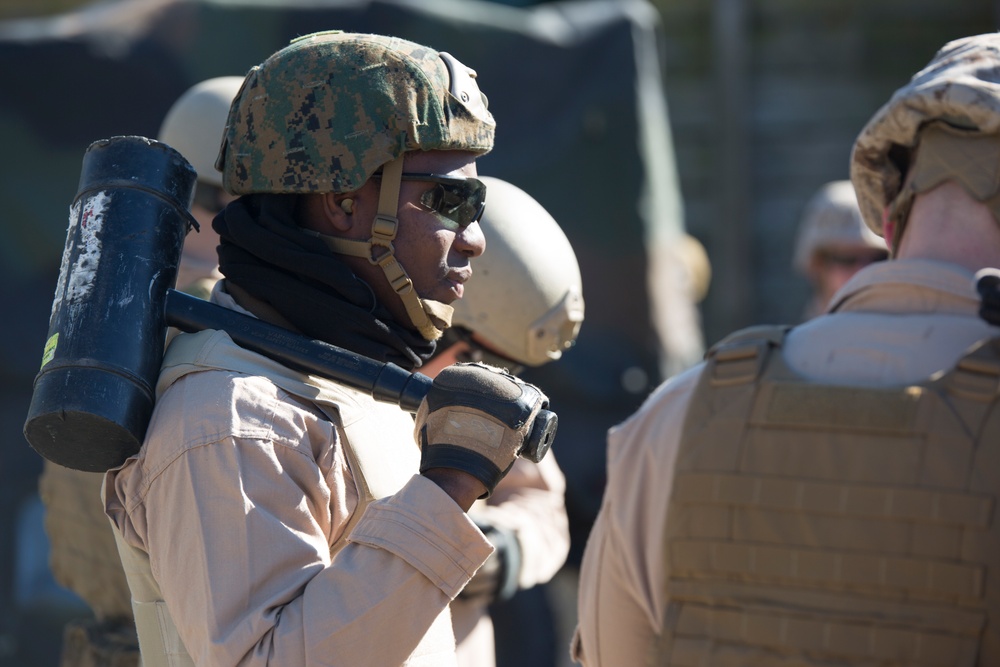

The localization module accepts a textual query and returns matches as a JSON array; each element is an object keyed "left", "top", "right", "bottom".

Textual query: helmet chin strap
[{"left": 313, "top": 156, "right": 453, "bottom": 341}]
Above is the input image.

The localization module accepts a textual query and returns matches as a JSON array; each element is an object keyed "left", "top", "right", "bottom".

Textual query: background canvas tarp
[{"left": 0, "top": 1, "right": 696, "bottom": 664}]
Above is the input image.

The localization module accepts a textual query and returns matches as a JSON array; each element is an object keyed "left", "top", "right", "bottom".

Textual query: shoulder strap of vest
[
  {"left": 675, "top": 325, "right": 792, "bottom": 472},
  {"left": 703, "top": 324, "right": 793, "bottom": 387},
  {"left": 930, "top": 334, "right": 1000, "bottom": 445},
  {"left": 939, "top": 334, "right": 1000, "bottom": 402},
  {"left": 707, "top": 324, "right": 793, "bottom": 357}
]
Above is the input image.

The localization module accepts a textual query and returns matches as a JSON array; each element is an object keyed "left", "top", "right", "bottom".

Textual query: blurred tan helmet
[
  {"left": 158, "top": 76, "right": 244, "bottom": 188},
  {"left": 675, "top": 233, "right": 712, "bottom": 304},
  {"left": 792, "top": 180, "right": 886, "bottom": 274},
  {"left": 851, "top": 33, "right": 1000, "bottom": 237},
  {"left": 452, "top": 177, "right": 584, "bottom": 367}
]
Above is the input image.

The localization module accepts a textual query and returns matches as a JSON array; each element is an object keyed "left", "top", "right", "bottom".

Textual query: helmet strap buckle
[{"left": 367, "top": 213, "right": 398, "bottom": 265}]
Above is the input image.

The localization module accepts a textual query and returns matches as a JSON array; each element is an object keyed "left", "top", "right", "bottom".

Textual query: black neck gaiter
[{"left": 212, "top": 194, "right": 434, "bottom": 370}]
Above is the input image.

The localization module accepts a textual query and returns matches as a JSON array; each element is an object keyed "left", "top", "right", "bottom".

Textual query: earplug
[{"left": 341, "top": 198, "right": 354, "bottom": 214}]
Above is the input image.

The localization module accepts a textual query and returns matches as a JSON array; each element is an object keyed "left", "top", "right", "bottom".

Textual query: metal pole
[{"left": 710, "top": 0, "right": 754, "bottom": 335}]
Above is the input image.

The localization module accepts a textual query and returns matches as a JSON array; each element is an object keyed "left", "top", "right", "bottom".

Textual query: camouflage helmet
[
  {"left": 158, "top": 76, "right": 244, "bottom": 189},
  {"left": 851, "top": 33, "right": 1000, "bottom": 238},
  {"left": 452, "top": 177, "right": 584, "bottom": 367},
  {"left": 218, "top": 30, "right": 495, "bottom": 194},
  {"left": 792, "top": 180, "right": 886, "bottom": 274}
]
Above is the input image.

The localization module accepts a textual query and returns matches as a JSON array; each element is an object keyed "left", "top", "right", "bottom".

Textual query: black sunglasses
[{"left": 373, "top": 172, "right": 487, "bottom": 229}]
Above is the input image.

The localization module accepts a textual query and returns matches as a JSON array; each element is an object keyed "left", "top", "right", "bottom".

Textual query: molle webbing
[{"left": 659, "top": 328, "right": 1000, "bottom": 667}]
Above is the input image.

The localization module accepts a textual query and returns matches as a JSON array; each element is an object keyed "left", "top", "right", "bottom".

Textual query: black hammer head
[{"left": 24, "top": 136, "right": 196, "bottom": 471}]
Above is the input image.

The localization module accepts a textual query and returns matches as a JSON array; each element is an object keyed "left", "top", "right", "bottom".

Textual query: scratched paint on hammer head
[
  {"left": 49, "top": 201, "right": 77, "bottom": 321},
  {"left": 68, "top": 191, "right": 110, "bottom": 303},
  {"left": 50, "top": 191, "right": 112, "bottom": 323}
]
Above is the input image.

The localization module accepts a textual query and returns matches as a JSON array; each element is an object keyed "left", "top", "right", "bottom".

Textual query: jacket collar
[{"left": 827, "top": 258, "right": 981, "bottom": 317}]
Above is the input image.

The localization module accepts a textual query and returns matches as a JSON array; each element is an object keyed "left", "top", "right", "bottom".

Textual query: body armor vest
[
  {"left": 111, "top": 329, "right": 446, "bottom": 667},
  {"left": 658, "top": 325, "right": 1000, "bottom": 666}
]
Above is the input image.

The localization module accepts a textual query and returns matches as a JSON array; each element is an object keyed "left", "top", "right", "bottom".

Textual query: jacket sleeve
[{"left": 108, "top": 373, "right": 493, "bottom": 666}]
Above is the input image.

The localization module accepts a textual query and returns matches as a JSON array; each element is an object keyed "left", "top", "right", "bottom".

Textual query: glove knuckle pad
[{"left": 427, "top": 363, "right": 536, "bottom": 428}]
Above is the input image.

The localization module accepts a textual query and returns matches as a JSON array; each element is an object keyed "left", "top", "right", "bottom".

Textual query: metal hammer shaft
[
  {"left": 165, "top": 288, "right": 432, "bottom": 412},
  {"left": 164, "top": 289, "right": 556, "bottom": 463}
]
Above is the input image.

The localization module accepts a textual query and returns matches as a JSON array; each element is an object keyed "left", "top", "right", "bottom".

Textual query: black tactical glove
[
  {"left": 414, "top": 362, "right": 549, "bottom": 498},
  {"left": 458, "top": 520, "right": 522, "bottom": 603}
]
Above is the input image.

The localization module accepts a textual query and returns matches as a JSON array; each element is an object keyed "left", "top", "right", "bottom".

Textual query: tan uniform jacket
[
  {"left": 574, "top": 259, "right": 999, "bottom": 666},
  {"left": 40, "top": 282, "right": 567, "bottom": 667},
  {"left": 104, "top": 288, "right": 493, "bottom": 666}
]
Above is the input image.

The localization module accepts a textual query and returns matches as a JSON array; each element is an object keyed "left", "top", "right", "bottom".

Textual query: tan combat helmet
[
  {"left": 217, "top": 31, "right": 496, "bottom": 340},
  {"left": 851, "top": 33, "right": 1000, "bottom": 248},
  {"left": 792, "top": 180, "right": 887, "bottom": 275},
  {"left": 158, "top": 76, "right": 245, "bottom": 189},
  {"left": 452, "top": 177, "right": 584, "bottom": 367}
]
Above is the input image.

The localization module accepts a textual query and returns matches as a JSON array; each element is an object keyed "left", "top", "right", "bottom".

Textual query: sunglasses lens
[{"left": 420, "top": 179, "right": 486, "bottom": 227}]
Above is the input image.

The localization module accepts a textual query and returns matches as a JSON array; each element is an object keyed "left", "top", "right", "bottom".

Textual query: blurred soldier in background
[
  {"left": 157, "top": 76, "right": 242, "bottom": 297},
  {"left": 792, "top": 179, "right": 888, "bottom": 320},
  {"left": 37, "top": 75, "right": 243, "bottom": 666},
  {"left": 574, "top": 33, "right": 1000, "bottom": 666},
  {"left": 422, "top": 176, "right": 583, "bottom": 667}
]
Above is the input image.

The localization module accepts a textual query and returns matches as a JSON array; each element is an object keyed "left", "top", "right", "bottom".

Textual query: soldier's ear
[
  {"left": 882, "top": 208, "right": 896, "bottom": 254},
  {"left": 321, "top": 192, "right": 357, "bottom": 232}
]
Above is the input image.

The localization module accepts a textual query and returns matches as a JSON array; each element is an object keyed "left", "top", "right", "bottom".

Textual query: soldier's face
[{"left": 390, "top": 149, "right": 486, "bottom": 306}]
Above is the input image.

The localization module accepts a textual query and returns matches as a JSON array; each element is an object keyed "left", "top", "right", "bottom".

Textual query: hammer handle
[
  {"left": 164, "top": 289, "right": 556, "bottom": 462},
  {"left": 165, "top": 289, "right": 432, "bottom": 412}
]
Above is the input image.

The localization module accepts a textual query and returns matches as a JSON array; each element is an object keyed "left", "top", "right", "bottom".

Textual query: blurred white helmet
[
  {"left": 158, "top": 76, "right": 244, "bottom": 188},
  {"left": 452, "top": 177, "right": 584, "bottom": 367}
]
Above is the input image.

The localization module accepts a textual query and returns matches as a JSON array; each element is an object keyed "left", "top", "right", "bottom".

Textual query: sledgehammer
[{"left": 24, "top": 136, "right": 556, "bottom": 473}]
